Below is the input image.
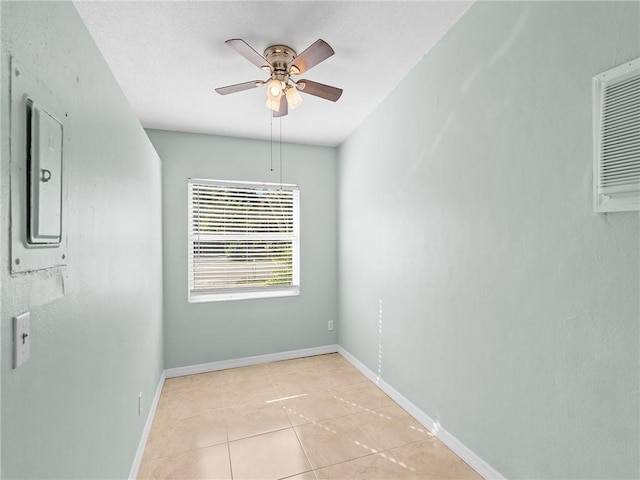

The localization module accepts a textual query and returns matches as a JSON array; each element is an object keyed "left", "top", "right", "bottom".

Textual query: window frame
[{"left": 187, "top": 178, "right": 300, "bottom": 303}]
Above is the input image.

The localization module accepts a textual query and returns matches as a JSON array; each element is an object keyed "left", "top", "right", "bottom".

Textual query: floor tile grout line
[
  {"left": 309, "top": 436, "right": 438, "bottom": 475},
  {"left": 225, "top": 414, "right": 234, "bottom": 480},
  {"left": 161, "top": 374, "right": 370, "bottom": 402},
  {"left": 311, "top": 449, "right": 379, "bottom": 474},
  {"left": 229, "top": 424, "right": 294, "bottom": 444},
  {"left": 227, "top": 440, "right": 234, "bottom": 480},
  {"left": 288, "top": 402, "right": 429, "bottom": 474},
  {"left": 152, "top": 390, "right": 400, "bottom": 452},
  {"left": 138, "top": 439, "right": 230, "bottom": 463},
  {"left": 143, "top": 434, "right": 439, "bottom": 479},
  {"left": 291, "top": 421, "right": 315, "bottom": 474}
]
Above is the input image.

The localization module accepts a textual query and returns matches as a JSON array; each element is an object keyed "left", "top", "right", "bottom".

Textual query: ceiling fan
[{"left": 215, "top": 38, "right": 343, "bottom": 117}]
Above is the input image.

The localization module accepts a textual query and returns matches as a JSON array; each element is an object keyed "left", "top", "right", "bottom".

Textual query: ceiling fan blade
[
  {"left": 215, "top": 80, "right": 263, "bottom": 95},
  {"left": 274, "top": 95, "right": 288, "bottom": 118},
  {"left": 297, "top": 79, "right": 343, "bottom": 102},
  {"left": 289, "top": 39, "right": 334, "bottom": 75},
  {"left": 225, "top": 39, "right": 271, "bottom": 70}
]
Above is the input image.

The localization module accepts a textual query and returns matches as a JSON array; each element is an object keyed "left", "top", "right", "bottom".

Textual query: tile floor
[{"left": 137, "top": 353, "right": 482, "bottom": 480}]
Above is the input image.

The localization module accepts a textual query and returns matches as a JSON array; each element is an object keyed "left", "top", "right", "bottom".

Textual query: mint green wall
[
  {"left": 1, "top": 2, "right": 164, "bottom": 478},
  {"left": 338, "top": 2, "right": 639, "bottom": 479},
  {"left": 147, "top": 129, "right": 338, "bottom": 369}
]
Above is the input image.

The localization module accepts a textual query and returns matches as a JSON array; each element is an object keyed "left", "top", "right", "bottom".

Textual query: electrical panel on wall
[
  {"left": 10, "top": 57, "right": 68, "bottom": 273},
  {"left": 593, "top": 58, "right": 640, "bottom": 213}
]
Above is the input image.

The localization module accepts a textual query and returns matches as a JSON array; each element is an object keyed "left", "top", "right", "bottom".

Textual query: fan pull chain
[
  {"left": 279, "top": 117, "right": 283, "bottom": 186},
  {"left": 270, "top": 113, "right": 274, "bottom": 172}
]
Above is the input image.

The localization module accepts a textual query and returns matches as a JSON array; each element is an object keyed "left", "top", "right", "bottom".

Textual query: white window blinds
[{"left": 188, "top": 179, "right": 300, "bottom": 302}]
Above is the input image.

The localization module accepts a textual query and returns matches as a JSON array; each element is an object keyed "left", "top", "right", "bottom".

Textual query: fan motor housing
[{"left": 264, "top": 45, "right": 297, "bottom": 73}]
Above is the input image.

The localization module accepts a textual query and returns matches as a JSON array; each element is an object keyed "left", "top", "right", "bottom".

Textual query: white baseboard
[
  {"left": 164, "top": 344, "right": 339, "bottom": 378},
  {"left": 128, "top": 371, "right": 166, "bottom": 480},
  {"left": 337, "top": 346, "right": 505, "bottom": 480}
]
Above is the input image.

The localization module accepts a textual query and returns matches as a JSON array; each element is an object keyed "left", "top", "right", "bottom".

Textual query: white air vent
[{"left": 593, "top": 58, "right": 640, "bottom": 213}]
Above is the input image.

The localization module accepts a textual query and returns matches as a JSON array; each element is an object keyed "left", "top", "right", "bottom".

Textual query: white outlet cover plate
[{"left": 14, "top": 311, "right": 31, "bottom": 368}]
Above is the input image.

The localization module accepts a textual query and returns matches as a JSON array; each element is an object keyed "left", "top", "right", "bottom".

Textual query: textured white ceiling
[{"left": 74, "top": 1, "right": 472, "bottom": 147}]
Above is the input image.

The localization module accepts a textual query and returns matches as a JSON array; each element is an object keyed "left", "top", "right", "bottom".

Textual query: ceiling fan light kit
[{"left": 215, "top": 38, "right": 343, "bottom": 117}]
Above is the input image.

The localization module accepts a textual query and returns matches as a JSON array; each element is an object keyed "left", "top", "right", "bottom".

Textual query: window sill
[{"left": 188, "top": 286, "right": 300, "bottom": 303}]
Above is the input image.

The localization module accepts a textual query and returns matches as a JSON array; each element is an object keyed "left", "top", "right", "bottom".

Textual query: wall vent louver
[{"left": 593, "top": 58, "right": 640, "bottom": 213}]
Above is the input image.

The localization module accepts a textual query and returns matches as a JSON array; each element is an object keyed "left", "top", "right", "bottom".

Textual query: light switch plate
[{"left": 13, "top": 312, "right": 31, "bottom": 368}]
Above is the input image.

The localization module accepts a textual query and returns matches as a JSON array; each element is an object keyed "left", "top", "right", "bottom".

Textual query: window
[{"left": 188, "top": 178, "right": 300, "bottom": 302}]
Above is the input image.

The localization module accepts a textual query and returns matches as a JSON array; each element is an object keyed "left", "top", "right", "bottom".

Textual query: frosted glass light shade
[
  {"left": 266, "top": 79, "right": 282, "bottom": 100},
  {"left": 286, "top": 87, "right": 303, "bottom": 109},
  {"left": 265, "top": 96, "right": 281, "bottom": 112}
]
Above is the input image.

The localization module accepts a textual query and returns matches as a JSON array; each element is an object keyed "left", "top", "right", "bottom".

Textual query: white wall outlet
[
  {"left": 138, "top": 392, "right": 143, "bottom": 416},
  {"left": 328, "top": 320, "right": 334, "bottom": 331},
  {"left": 13, "top": 312, "right": 31, "bottom": 368}
]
